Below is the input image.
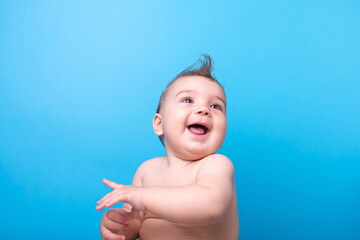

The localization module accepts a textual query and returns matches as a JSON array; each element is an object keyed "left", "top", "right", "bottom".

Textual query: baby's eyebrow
[
  {"left": 175, "top": 90, "right": 195, "bottom": 97},
  {"left": 175, "top": 90, "right": 226, "bottom": 106},
  {"left": 216, "top": 95, "right": 226, "bottom": 107}
]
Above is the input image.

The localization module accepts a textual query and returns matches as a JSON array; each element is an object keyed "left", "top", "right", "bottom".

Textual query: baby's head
[{"left": 153, "top": 55, "right": 227, "bottom": 160}]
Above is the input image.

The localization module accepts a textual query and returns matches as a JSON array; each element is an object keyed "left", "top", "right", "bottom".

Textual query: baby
[{"left": 96, "top": 55, "right": 239, "bottom": 240}]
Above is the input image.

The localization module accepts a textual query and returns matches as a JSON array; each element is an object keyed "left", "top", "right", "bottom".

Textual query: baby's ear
[{"left": 153, "top": 113, "right": 164, "bottom": 136}]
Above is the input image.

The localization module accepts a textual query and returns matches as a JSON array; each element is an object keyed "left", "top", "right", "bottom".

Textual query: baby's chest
[{"left": 142, "top": 168, "right": 199, "bottom": 187}]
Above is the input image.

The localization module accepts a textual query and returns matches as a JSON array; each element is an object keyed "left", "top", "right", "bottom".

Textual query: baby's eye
[
  {"left": 210, "top": 104, "right": 222, "bottom": 111},
  {"left": 182, "top": 98, "right": 193, "bottom": 103}
]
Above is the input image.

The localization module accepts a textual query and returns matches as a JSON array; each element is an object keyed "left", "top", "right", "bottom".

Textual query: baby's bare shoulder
[
  {"left": 197, "top": 154, "right": 235, "bottom": 177},
  {"left": 137, "top": 156, "right": 167, "bottom": 172},
  {"left": 201, "top": 154, "right": 234, "bottom": 168},
  {"left": 132, "top": 156, "right": 166, "bottom": 186}
]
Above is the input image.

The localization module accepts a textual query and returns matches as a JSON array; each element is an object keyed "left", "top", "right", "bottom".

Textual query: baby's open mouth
[{"left": 187, "top": 124, "right": 209, "bottom": 135}]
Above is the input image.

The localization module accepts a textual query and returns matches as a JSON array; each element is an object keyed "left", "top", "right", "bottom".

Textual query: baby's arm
[
  {"left": 142, "top": 154, "right": 234, "bottom": 225},
  {"left": 97, "top": 154, "right": 234, "bottom": 226}
]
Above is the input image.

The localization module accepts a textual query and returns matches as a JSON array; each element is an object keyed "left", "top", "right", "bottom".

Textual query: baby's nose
[{"left": 196, "top": 106, "right": 210, "bottom": 116}]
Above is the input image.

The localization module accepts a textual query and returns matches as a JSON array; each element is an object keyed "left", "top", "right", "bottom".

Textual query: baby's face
[{"left": 155, "top": 76, "right": 227, "bottom": 160}]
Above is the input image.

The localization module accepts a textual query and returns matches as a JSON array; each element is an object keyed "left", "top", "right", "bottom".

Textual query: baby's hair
[
  {"left": 157, "top": 54, "right": 223, "bottom": 113},
  {"left": 156, "top": 54, "right": 225, "bottom": 145}
]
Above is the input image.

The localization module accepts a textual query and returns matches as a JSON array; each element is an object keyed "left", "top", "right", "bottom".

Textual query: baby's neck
[{"left": 165, "top": 152, "right": 210, "bottom": 169}]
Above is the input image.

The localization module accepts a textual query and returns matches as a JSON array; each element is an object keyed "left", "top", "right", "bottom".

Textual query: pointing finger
[{"left": 103, "top": 178, "right": 124, "bottom": 189}]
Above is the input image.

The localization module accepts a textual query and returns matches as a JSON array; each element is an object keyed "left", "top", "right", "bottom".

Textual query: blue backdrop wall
[{"left": 1, "top": 1, "right": 359, "bottom": 239}]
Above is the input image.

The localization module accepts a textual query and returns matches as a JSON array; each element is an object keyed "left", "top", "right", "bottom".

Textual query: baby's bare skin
[
  {"left": 137, "top": 155, "right": 239, "bottom": 240},
  {"left": 97, "top": 75, "right": 239, "bottom": 240}
]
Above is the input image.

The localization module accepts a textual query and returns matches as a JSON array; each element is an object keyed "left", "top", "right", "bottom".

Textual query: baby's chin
[
  {"left": 163, "top": 139, "right": 222, "bottom": 161},
  {"left": 177, "top": 148, "right": 218, "bottom": 161}
]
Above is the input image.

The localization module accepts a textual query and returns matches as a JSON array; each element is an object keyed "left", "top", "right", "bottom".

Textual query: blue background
[{"left": 1, "top": 1, "right": 359, "bottom": 239}]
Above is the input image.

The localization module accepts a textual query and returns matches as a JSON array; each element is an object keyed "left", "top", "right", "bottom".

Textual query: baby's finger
[
  {"left": 97, "top": 192, "right": 119, "bottom": 210},
  {"left": 97, "top": 190, "right": 116, "bottom": 205},
  {"left": 105, "top": 192, "right": 126, "bottom": 208},
  {"left": 103, "top": 178, "right": 124, "bottom": 190},
  {"left": 97, "top": 192, "right": 124, "bottom": 210},
  {"left": 101, "top": 226, "right": 125, "bottom": 240},
  {"left": 106, "top": 208, "right": 132, "bottom": 224},
  {"left": 96, "top": 202, "right": 107, "bottom": 211}
]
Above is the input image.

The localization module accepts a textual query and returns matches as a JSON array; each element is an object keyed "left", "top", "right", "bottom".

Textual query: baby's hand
[
  {"left": 96, "top": 179, "right": 144, "bottom": 212},
  {"left": 100, "top": 208, "right": 135, "bottom": 240}
]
